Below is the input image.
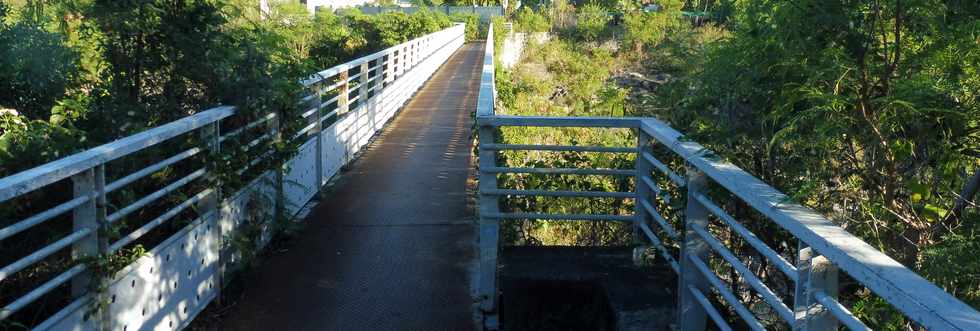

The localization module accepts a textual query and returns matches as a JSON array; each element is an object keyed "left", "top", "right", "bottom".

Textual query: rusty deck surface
[{"left": 214, "top": 43, "right": 484, "bottom": 331}]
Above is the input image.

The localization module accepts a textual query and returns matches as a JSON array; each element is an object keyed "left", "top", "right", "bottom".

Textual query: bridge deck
[{"left": 215, "top": 43, "right": 483, "bottom": 330}]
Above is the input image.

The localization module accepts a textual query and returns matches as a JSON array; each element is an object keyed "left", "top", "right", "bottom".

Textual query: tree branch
[{"left": 942, "top": 168, "right": 980, "bottom": 224}]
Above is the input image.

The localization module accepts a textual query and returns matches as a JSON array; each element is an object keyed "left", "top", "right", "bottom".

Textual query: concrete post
[
  {"left": 359, "top": 62, "right": 370, "bottom": 107},
  {"left": 338, "top": 70, "right": 350, "bottom": 116},
  {"left": 314, "top": 79, "right": 324, "bottom": 190},
  {"left": 198, "top": 122, "right": 222, "bottom": 305},
  {"left": 678, "top": 168, "right": 709, "bottom": 331},
  {"left": 477, "top": 123, "right": 500, "bottom": 329},
  {"left": 70, "top": 168, "right": 98, "bottom": 298},
  {"left": 632, "top": 130, "right": 652, "bottom": 264},
  {"left": 794, "top": 246, "right": 840, "bottom": 331}
]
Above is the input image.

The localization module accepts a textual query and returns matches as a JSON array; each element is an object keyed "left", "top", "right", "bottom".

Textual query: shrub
[
  {"left": 449, "top": 12, "right": 480, "bottom": 41},
  {"left": 514, "top": 7, "right": 549, "bottom": 33},
  {"left": 0, "top": 11, "right": 80, "bottom": 121},
  {"left": 575, "top": 3, "right": 609, "bottom": 41}
]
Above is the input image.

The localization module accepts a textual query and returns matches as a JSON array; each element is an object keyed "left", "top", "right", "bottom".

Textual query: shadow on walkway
[{"left": 213, "top": 43, "right": 485, "bottom": 331}]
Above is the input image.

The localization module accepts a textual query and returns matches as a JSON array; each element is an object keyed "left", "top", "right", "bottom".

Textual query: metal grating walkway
[{"left": 215, "top": 43, "right": 484, "bottom": 331}]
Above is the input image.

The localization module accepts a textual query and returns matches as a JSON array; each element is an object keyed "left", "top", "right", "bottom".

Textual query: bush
[
  {"left": 622, "top": 0, "right": 683, "bottom": 51},
  {"left": 514, "top": 7, "right": 549, "bottom": 32},
  {"left": 449, "top": 12, "right": 480, "bottom": 41},
  {"left": 575, "top": 3, "right": 609, "bottom": 41},
  {"left": 0, "top": 11, "right": 80, "bottom": 121}
]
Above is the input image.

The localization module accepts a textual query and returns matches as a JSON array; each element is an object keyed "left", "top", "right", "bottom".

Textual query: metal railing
[
  {"left": 475, "top": 24, "right": 980, "bottom": 330},
  {"left": 0, "top": 23, "right": 465, "bottom": 330}
]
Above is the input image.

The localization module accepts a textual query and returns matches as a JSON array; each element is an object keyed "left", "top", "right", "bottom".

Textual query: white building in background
[
  {"left": 260, "top": 0, "right": 374, "bottom": 14},
  {"left": 302, "top": 0, "right": 374, "bottom": 12}
]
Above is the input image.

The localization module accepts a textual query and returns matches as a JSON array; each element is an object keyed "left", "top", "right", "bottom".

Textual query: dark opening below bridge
[{"left": 214, "top": 43, "right": 484, "bottom": 330}]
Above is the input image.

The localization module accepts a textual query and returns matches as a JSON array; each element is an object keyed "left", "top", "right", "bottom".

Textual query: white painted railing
[
  {"left": 475, "top": 25, "right": 980, "bottom": 330},
  {"left": 0, "top": 23, "right": 465, "bottom": 331}
]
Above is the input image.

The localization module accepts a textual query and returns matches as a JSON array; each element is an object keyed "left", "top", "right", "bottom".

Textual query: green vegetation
[
  {"left": 497, "top": 1, "right": 979, "bottom": 327},
  {"left": 0, "top": 0, "right": 463, "bottom": 328}
]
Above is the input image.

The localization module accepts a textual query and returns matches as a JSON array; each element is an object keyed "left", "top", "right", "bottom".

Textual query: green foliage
[
  {"left": 495, "top": 37, "right": 634, "bottom": 245},
  {"left": 574, "top": 3, "right": 609, "bottom": 41},
  {"left": 0, "top": 6, "right": 80, "bottom": 120},
  {"left": 514, "top": 7, "right": 549, "bottom": 32},
  {"left": 645, "top": 0, "right": 980, "bottom": 318},
  {"left": 0, "top": 1, "right": 459, "bottom": 327},
  {"left": 449, "top": 12, "right": 480, "bottom": 41},
  {"left": 621, "top": 0, "right": 683, "bottom": 51},
  {"left": 0, "top": 109, "right": 85, "bottom": 175},
  {"left": 308, "top": 8, "right": 453, "bottom": 69}
]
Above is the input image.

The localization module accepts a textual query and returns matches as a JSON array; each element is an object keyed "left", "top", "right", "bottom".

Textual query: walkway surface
[{"left": 216, "top": 43, "right": 484, "bottom": 331}]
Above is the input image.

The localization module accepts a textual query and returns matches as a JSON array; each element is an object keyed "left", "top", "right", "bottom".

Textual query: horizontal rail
[
  {"left": 487, "top": 212, "right": 634, "bottom": 222},
  {"left": 480, "top": 143, "right": 637, "bottom": 153},
  {"left": 109, "top": 192, "right": 213, "bottom": 252},
  {"left": 0, "top": 228, "right": 91, "bottom": 282},
  {"left": 690, "top": 253, "right": 766, "bottom": 331},
  {"left": 694, "top": 193, "right": 798, "bottom": 281},
  {"left": 639, "top": 118, "right": 980, "bottom": 330},
  {"left": 0, "top": 264, "right": 86, "bottom": 319},
  {"left": 639, "top": 199, "right": 680, "bottom": 240},
  {"left": 483, "top": 167, "right": 635, "bottom": 176},
  {"left": 106, "top": 168, "right": 207, "bottom": 224},
  {"left": 0, "top": 195, "right": 89, "bottom": 241},
  {"left": 689, "top": 285, "right": 733, "bottom": 331},
  {"left": 640, "top": 151, "right": 685, "bottom": 186},
  {"left": 692, "top": 223, "right": 794, "bottom": 323},
  {"left": 637, "top": 222, "right": 680, "bottom": 273},
  {"left": 219, "top": 112, "right": 277, "bottom": 142},
  {"left": 105, "top": 147, "right": 202, "bottom": 193},
  {"left": 639, "top": 175, "right": 667, "bottom": 198},
  {"left": 481, "top": 189, "right": 634, "bottom": 199},
  {"left": 0, "top": 106, "right": 234, "bottom": 203},
  {"left": 477, "top": 115, "right": 641, "bottom": 128}
]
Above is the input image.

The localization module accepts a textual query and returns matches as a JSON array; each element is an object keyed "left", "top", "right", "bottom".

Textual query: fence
[
  {"left": 475, "top": 24, "right": 980, "bottom": 330},
  {"left": 359, "top": 6, "right": 504, "bottom": 21},
  {"left": 0, "top": 23, "right": 465, "bottom": 331}
]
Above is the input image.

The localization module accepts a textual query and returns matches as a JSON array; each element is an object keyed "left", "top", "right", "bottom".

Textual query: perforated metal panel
[
  {"left": 283, "top": 137, "right": 319, "bottom": 216},
  {"left": 41, "top": 216, "right": 219, "bottom": 331}
]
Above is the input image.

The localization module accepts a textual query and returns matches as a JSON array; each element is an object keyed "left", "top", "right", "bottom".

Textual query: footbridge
[{"left": 1, "top": 23, "right": 979, "bottom": 331}]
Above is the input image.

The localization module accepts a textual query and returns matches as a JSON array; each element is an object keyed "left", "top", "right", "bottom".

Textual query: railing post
[
  {"left": 359, "top": 62, "right": 370, "bottom": 107},
  {"left": 411, "top": 42, "right": 418, "bottom": 68},
  {"left": 199, "top": 121, "right": 222, "bottom": 302},
  {"left": 314, "top": 79, "right": 324, "bottom": 190},
  {"left": 632, "top": 130, "right": 652, "bottom": 265},
  {"left": 374, "top": 58, "right": 385, "bottom": 94},
  {"left": 71, "top": 165, "right": 108, "bottom": 327},
  {"left": 477, "top": 124, "right": 500, "bottom": 328},
  {"left": 340, "top": 68, "right": 351, "bottom": 116},
  {"left": 384, "top": 53, "right": 394, "bottom": 88},
  {"left": 794, "top": 245, "right": 840, "bottom": 331},
  {"left": 261, "top": 112, "right": 284, "bottom": 224},
  {"left": 678, "top": 168, "right": 709, "bottom": 331},
  {"left": 401, "top": 46, "right": 408, "bottom": 76}
]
